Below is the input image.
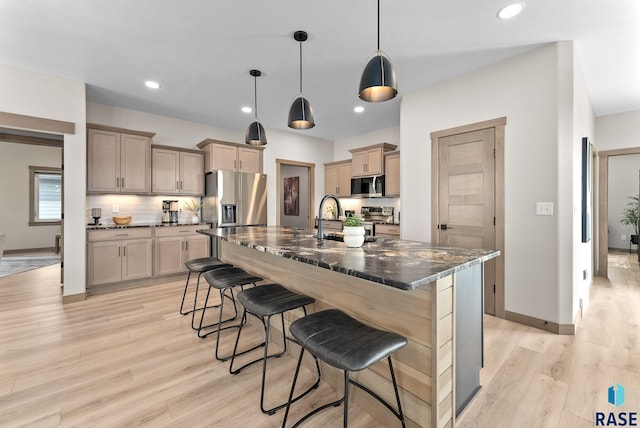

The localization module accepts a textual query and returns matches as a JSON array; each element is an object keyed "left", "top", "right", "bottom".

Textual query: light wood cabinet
[
  {"left": 152, "top": 147, "right": 204, "bottom": 195},
  {"left": 374, "top": 224, "right": 400, "bottom": 238},
  {"left": 87, "top": 228, "right": 153, "bottom": 286},
  {"left": 87, "top": 125, "right": 153, "bottom": 194},
  {"left": 349, "top": 143, "right": 397, "bottom": 177},
  {"left": 154, "top": 225, "right": 210, "bottom": 276},
  {"left": 384, "top": 151, "right": 400, "bottom": 197},
  {"left": 87, "top": 225, "right": 210, "bottom": 288},
  {"left": 197, "top": 139, "right": 264, "bottom": 173},
  {"left": 324, "top": 160, "right": 352, "bottom": 197}
]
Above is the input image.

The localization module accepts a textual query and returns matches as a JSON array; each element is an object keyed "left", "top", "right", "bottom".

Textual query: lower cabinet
[
  {"left": 87, "top": 224, "right": 210, "bottom": 289},
  {"left": 374, "top": 224, "right": 400, "bottom": 238},
  {"left": 87, "top": 228, "right": 153, "bottom": 286},
  {"left": 154, "top": 226, "right": 210, "bottom": 276}
]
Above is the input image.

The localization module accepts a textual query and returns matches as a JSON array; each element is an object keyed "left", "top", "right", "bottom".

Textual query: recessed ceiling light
[
  {"left": 241, "top": 106, "right": 252, "bottom": 113},
  {"left": 497, "top": 2, "right": 524, "bottom": 20},
  {"left": 144, "top": 80, "right": 160, "bottom": 89},
  {"left": 354, "top": 106, "right": 365, "bottom": 113}
]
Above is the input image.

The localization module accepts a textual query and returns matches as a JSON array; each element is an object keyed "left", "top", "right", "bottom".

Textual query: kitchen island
[{"left": 199, "top": 226, "right": 499, "bottom": 428}]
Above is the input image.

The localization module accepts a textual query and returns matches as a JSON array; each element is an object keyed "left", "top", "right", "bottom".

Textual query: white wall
[
  {"left": 0, "top": 63, "right": 86, "bottom": 297},
  {"left": 571, "top": 47, "right": 596, "bottom": 323},
  {"left": 595, "top": 109, "right": 640, "bottom": 151},
  {"left": 0, "top": 142, "right": 61, "bottom": 250},
  {"left": 607, "top": 154, "right": 640, "bottom": 249},
  {"left": 87, "top": 103, "right": 335, "bottom": 226},
  {"left": 333, "top": 126, "right": 400, "bottom": 160},
  {"left": 400, "top": 42, "right": 585, "bottom": 325}
]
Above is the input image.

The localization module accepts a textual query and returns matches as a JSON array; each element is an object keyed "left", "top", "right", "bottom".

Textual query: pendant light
[
  {"left": 245, "top": 69, "right": 267, "bottom": 146},
  {"left": 288, "top": 31, "right": 316, "bottom": 129},
  {"left": 358, "top": 0, "right": 397, "bottom": 102}
]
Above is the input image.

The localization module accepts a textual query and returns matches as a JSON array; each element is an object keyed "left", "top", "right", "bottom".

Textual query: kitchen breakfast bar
[{"left": 198, "top": 226, "right": 499, "bottom": 428}]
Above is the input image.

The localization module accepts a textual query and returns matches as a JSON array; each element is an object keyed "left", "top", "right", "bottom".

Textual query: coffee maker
[{"left": 162, "top": 200, "right": 179, "bottom": 223}]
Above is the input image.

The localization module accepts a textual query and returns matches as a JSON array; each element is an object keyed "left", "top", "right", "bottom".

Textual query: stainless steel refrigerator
[{"left": 202, "top": 170, "right": 267, "bottom": 227}]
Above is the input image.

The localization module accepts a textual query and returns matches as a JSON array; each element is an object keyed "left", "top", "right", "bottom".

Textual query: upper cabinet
[
  {"left": 384, "top": 151, "right": 400, "bottom": 197},
  {"left": 349, "top": 143, "right": 397, "bottom": 177},
  {"left": 197, "top": 139, "right": 264, "bottom": 173},
  {"left": 151, "top": 146, "right": 204, "bottom": 195},
  {"left": 87, "top": 124, "right": 154, "bottom": 194},
  {"left": 324, "top": 160, "right": 352, "bottom": 197}
]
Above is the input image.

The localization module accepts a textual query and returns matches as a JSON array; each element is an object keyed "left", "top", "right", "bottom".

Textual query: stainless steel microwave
[{"left": 350, "top": 175, "right": 385, "bottom": 198}]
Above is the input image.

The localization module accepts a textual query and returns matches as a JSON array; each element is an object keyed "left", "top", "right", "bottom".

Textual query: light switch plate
[
  {"left": 112, "top": 205, "right": 119, "bottom": 214},
  {"left": 536, "top": 202, "right": 553, "bottom": 216}
]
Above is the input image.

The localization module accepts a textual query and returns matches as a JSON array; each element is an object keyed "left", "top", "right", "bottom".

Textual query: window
[{"left": 29, "top": 166, "right": 62, "bottom": 225}]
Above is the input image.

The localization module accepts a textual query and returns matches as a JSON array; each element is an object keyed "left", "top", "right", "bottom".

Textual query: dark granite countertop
[
  {"left": 86, "top": 222, "right": 211, "bottom": 230},
  {"left": 199, "top": 226, "right": 499, "bottom": 291}
]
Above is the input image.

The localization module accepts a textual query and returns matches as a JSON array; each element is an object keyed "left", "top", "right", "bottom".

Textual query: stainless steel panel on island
[{"left": 198, "top": 226, "right": 499, "bottom": 428}]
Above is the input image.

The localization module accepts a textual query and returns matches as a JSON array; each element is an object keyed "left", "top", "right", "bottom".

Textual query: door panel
[
  {"left": 438, "top": 128, "right": 496, "bottom": 314},
  {"left": 154, "top": 236, "right": 185, "bottom": 276},
  {"left": 152, "top": 149, "right": 179, "bottom": 194},
  {"left": 121, "top": 134, "right": 150, "bottom": 193},
  {"left": 88, "top": 241, "right": 122, "bottom": 285},
  {"left": 122, "top": 239, "right": 153, "bottom": 281}
]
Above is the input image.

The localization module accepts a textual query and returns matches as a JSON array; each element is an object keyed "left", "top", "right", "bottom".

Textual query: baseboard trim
[
  {"left": 62, "top": 292, "right": 86, "bottom": 304},
  {"left": 505, "top": 310, "right": 575, "bottom": 335}
]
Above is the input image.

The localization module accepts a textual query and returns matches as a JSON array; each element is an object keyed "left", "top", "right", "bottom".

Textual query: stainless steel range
[{"left": 361, "top": 206, "right": 394, "bottom": 224}]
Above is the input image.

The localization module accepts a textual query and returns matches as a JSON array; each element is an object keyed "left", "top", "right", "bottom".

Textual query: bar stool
[
  {"left": 229, "top": 284, "right": 321, "bottom": 415},
  {"left": 282, "top": 309, "right": 407, "bottom": 428},
  {"left": 198, "top": 267, "right": 263, "bottom": 361},
  {"left": 179, "top": 257, "right": 233, "bottom": 324}
]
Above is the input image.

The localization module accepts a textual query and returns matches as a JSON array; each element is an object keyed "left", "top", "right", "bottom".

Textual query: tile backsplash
[{"left": 86, "top": 195, "right": 202, "bottom": 225}]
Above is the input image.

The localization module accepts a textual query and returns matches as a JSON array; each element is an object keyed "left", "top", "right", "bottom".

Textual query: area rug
[
  {"left": 608, "top": 251, "right": 632, "bottom": 269},
  {"left": 0, "top": 255, "right": 61, "bottom": 278}
]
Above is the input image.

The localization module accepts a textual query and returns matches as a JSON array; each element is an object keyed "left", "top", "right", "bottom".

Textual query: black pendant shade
[
  {"left": 245, "top": 120, "right": 266, "bottom": 146},
  {"left": 245, "top": 69, "right": 267, "bottom": 146},
  {"left": 358, "top": 0, "right": 398, "bottom": 103},
  {"left": 359, "top": 51, "right": 397, "bottom": 102},
  {"left": 288, "top": 31, "right": 315, "bottom": 129},
  {"left": 288, "top": 95, "right": 315, "bottom": 130}
]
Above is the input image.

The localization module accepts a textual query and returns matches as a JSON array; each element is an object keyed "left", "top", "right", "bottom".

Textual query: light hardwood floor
[{"left": 1, "top": 257, "right": 638, "bottom": 427}]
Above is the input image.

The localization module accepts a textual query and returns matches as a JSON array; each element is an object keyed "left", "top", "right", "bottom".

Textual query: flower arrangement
[
  {"left": 182, "top": 198, "right": 201, "bottom": 215},
  {"left": 325, "top": 204, "right": 337, "bottom": 219}
]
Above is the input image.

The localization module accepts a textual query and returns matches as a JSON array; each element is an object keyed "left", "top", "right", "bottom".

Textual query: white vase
[
  {"left": 343, "top": 226, "right": 365, "bottom": 248},
  {"left": 191, "top": 214, "right": 200, "bottom": 223}
]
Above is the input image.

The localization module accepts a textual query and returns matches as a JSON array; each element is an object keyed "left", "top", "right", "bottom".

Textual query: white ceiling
[{"left": 1, "top": 0, "right": 638, "bottom": 141}]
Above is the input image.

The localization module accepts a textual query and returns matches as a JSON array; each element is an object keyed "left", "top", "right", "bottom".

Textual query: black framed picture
[{"left": 581, "top": 137, "right": 592, "bottom": 243}]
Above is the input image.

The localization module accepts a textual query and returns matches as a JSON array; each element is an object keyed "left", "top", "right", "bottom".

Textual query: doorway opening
[
  {"left": 597, "top": 147, "right": 640, "bottom": 278},
  {"left": 0, "top": 113, "right": 73, "bottom": 285},
  {"left": 431, "top": 117, "right": 506, "bottom": 318},
  {"left": 275, "top": 159, "right": 315, "bottom": 230}
]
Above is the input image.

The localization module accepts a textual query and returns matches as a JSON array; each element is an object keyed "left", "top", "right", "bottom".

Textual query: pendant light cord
[
  {"left": 299, "top": 41, "right": 303, "bottom": 94},
  {"left": 377, "top": 0, "right": 380, "bottom": 51},
  {"left": 254, "top": 75, "right": 258, "bottom": 120}
]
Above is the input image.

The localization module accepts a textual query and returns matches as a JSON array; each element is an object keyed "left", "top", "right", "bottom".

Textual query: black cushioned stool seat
[
  {"left": 179, "top": 257, "right": 233, "bottom": 329},
  {"left": 229, "top": 284, "right": 321, "bottom": 415},
  {"left": 198, "top": 267, "right": 263, "bottom": 361},
  {"left": 282, "top": 309, "right": 407, "bottom": 428}
]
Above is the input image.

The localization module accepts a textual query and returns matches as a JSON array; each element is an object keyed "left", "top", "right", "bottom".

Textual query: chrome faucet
[{"left": 317, "top": 194, "right": 343, "bottom": 240}]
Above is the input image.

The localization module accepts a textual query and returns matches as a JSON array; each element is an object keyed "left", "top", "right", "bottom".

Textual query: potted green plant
[
  {"left": 183, "top": 198, "right": 202, "bottom": 223},
  {"left": 620, "top": 194, "right": 640, "bottom": 245},
  {"left": 343, "top": 216, "right": 365, "bottom": 247}
]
